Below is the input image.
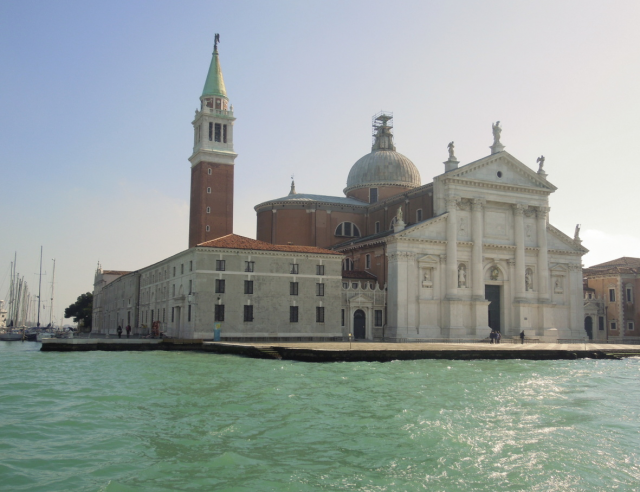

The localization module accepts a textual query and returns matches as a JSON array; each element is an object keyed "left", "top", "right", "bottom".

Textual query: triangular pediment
[
  {"left": 394, "top": 214, "right": 448, "bottom": 241},
  {"left": 547, "top": 224, "right": 589, "bottom": 254},
  {"left": 443, "top": 152, "right": 556, "bottom": 194}
]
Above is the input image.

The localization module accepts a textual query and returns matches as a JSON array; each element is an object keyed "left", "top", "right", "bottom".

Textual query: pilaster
[
  {"left": 513, "top": 204, "right": 526, "bottom": 300},
  {"left": 446, "top": 196, "right": 460, "bottom": 300},
  {"left": 471, "top": 198, "right": 485, "bottom": 300}
]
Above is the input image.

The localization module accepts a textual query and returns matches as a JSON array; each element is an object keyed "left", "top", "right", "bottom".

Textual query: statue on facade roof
[
  {"left": 492, "top": 121, "right": 502, "bottom": 144},
  {"left": 447, "top": 141, "right": 455, "bottom": 160},
  {"left": 574, "top": 224, "right": 581, "bottom": 242},
  {"left": 397, "top": 206, "right": 403, "bottom": 224},
  {"left": 537, "top": 155, "right": 545, "bottom": 172}
]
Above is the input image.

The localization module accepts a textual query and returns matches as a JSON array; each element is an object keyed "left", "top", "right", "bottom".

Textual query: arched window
[
  {"left": 343, "top": 258, "right": 354, "bottom": 271},
  {"left": 335, "top": 222, "right": 361, "bottom": 238},
  {"left": 208, "top": 168, "right": 212, "bottom": 175}
]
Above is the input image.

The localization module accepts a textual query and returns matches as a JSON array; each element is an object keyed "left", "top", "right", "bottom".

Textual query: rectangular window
[
  {"left": 188, "top": 305, "right": 191, "bottom": 322},
  {"left": 365, "top": 254, "right": 371, "bottom": 269},
  {"left": 370, "top": 188, "right": 378, "bottom": 204},
  {"left": 162, "top": 308, "right": 165, "bottom": 323},
  {"left": 223, "top": 124, "right": 228, "bottom": 143},
  {"left": 173, "top": 266, "right": 176, "bottom": 277},
  {"left": 290, "top": 282, "right": 299, "bottom": 296},
  {"left": 290, "top": 306, "right": 298, "bottom": 323},
  {"left": 316, "top": 283, "right": 325, "bottom": 296},
  {"left": 599, "top": 316, "right": 604, "bottom": 331},
  {"left": 316, "top": 264, "right": 325, "bottom": 275},
  {"left": 316, "top": 307, "right": 325, "bottom": 323},
  {"left": 215, "top": 304, "right": 225, "bottom": 321},
  {"left": 627, "top": 288, "right": 633, "bottom": 303},
  {"left": 611, "top": 321, "right": 617, "bottom": 331},
  {"left": 181, "top": 264, "right": 184, "bottom": 274},
  {"left": 609, "top": 288, "right": 616, "bottom": 302},
  {"left": 245, "top": 261, "right": 255, "bottom": 272},
  {"left": 216, "top": 260, "right": 226, "bottom": 271},
  {"left": 151, "top": 310, "right": 154, "bottom": 322},
  {"left": 375, "top": 221, "right": 380, "bottom": 233},
  {"left": 375, "top": 310, "right": 383, "bottom": 327},
  {"left": 341, "top": 309, "right": 345, "bottom": 327},
  {"left": 172, "top": 284, "right": 175, "bottom": 296},
  {"left": 290, "top": 263, "right": 299, "bottom": 274},
  {"left": 215, "top": 279, "right": 225, "bottom": 293},
  {"left": 416, "top": 209, "right": 423, "bottom": 222},
  {"left": 244, "top": 280, "right": 254, "bottom": 294},
  {"left": 244, "top": 305, "right": 253, "bottom": 322},
  {"left": 628, "top": 322, "right": 635, "bottom": 332},
  {"left": 214, "top": 123, "right": 222, "bottom": 142},
  {"left": 208, "top": 122, "right": 213, "bottom": 141},
  {"left": 171, "top": 307, "right": 175, "bottom": 322},
  {"left": 188, "top": 279, "right": 192, "bottom": 295},
  {"left": 189, "top": 261, "right": 193, "bottom": 272}
]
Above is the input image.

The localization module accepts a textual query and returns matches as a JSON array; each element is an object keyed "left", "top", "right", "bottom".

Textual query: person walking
[
  {"left": 125, "top": 325, "right": 131, "bottom": 338},
  {"left": 117, "top": 325, "right": 123, "bottom": 339},
  {"left": 496, "top": 331, "right": 501, "bottom": 344},
  {"left": 489, "top": 331, "right": 495, "bottom": 344},
  {"left": 520, "top": 330, "right": 525, "bottom": 344}
]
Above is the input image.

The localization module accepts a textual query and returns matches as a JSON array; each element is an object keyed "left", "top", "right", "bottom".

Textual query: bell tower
[{"left": 188, "top": 34, "right": 237, "bottom": 248}]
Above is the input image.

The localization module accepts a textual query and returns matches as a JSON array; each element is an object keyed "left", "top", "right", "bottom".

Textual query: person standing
[
  {"left": 117, "top": 325, "right": 123, "bottom": 339},
  {"left": 489, "top": 331, "right": 495, "bottom": 344},
  {"left": 125, "top": 325, "right": 131, "bottom": 338},
  {"left": 520, "top": 330, "right": 525, "bottom": 344},
  {"left": 496, "top": 331, "right": 501, "bottom": 344}
]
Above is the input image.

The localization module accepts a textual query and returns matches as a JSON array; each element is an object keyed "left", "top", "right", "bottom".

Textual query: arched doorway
[
  {"left": 584, "top": 316, "right": 593, "bottom": 340},
  {"left": 354, "top": 310, "right": 366, "bottom": 339}
]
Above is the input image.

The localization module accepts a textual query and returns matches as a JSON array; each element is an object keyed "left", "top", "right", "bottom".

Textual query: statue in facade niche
[
  {"left": 490, "top": 267, "right": 499, "bottom": 281},
  {"left": 492, "top": 121, "right": 502, "bottom": 144},
  {"left": 458, "top": 265, "right": 467, "bottom": 288},
  {"left": 525, "top": 270, "right": 533, "bottom": 291}
]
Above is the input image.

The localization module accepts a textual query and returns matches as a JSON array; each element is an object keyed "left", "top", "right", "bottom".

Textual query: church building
[{"left": 93, "top": 38, "right": 588, "bottom": 342}]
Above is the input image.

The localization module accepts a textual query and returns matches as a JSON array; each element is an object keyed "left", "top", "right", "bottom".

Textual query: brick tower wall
[{"left": 189, "top": 161, "right": 234, "bottom": 248}]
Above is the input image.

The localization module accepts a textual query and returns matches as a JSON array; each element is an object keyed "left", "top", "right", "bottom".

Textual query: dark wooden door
[
  {"left": 354, "top": 310, "right": 366, "bottom": 339},
  {"left": 584, "top": 316, "right": 593, "bottom": 340},
  {"left": 486, "top": 285, "right": 501, "bottom": 332}
]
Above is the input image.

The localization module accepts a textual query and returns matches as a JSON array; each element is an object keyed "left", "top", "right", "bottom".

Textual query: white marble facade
[{"left": 386, "top": 151, "right": 587, "bottom": 340}]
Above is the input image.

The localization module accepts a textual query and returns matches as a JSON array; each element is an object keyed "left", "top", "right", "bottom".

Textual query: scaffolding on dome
[{"left": 372, "top": 111, "right": 393, "bottom": 145}]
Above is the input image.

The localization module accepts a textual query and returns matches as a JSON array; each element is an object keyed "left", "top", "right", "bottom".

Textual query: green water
[{"left": 1, "top": 342, "right": 639, "bottom": 491}]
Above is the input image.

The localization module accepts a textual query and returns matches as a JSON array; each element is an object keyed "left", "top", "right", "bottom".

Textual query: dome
[{"left": 345, "top": 149, "right": 421, "bottom": 193}]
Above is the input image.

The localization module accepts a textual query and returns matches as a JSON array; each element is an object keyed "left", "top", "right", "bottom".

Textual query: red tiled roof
[
  {"left": 589, "top": 257, "right": 640, "bottom": 269},
  {"left": 342, "top": 270, "right": 377, "bottom": 280},
  {"left": 197, "top": 234, "right": 342, "bottom": 255},
  {"left": 103, "top": 270, "right": 131, "bottom": 276}
]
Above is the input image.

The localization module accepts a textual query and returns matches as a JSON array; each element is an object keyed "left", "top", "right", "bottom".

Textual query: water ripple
[{"left": 0, "top": 342, "right": 639, "bottom": 491}]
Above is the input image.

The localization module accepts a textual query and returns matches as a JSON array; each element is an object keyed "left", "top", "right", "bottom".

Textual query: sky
[{"left": 1, "top": 0, "right": 640, "bottom": 325}]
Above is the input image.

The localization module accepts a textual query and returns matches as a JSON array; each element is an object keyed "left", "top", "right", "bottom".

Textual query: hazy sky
[{"left": 2, "top": 0, "right": 640, "bottom": 324}]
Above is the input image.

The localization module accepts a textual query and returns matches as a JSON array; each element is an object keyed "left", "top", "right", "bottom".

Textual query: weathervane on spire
[{"left": 214, "top": 33, "right": 220, "bottom": 52}]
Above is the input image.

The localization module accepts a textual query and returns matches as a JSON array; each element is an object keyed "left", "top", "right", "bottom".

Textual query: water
[{"left": 1, "top": 342, "right": 639, "bottom": 492}]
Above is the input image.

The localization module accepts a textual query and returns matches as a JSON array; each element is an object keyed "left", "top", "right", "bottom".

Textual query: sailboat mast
[
  {"left": 49, "top": 259, "right": 56, "bottom": 327},
  {"left": 36, "top": 246, "right": 43, "bottom": 328}
]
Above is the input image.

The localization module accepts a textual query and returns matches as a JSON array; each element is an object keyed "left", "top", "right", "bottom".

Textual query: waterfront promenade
[{"left": 40, "top": 338, "right": 640, "bottom": 361}]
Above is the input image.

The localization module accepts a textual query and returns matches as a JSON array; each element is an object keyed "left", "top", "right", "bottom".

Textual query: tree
[{"left": 65, "top": 292, "right": 93, "bottom": 329}]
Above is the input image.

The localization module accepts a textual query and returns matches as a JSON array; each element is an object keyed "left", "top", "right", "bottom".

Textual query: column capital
[
  {"left": 446, "top": 196, "right": 461, "bottom": 210},
  {"left": 512, "top": 203, "right": 525, "bottom": 216},
  {"left": 536, "top": 206, "right": 550, "bottom": 219},
  {"left": 471, "top": 198, "right": 486, "bottom": 211}
]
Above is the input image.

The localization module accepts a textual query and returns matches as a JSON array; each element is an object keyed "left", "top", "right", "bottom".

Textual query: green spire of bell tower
[{"left": 202, "top": 34, "right": 227, "bottom": 98}]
